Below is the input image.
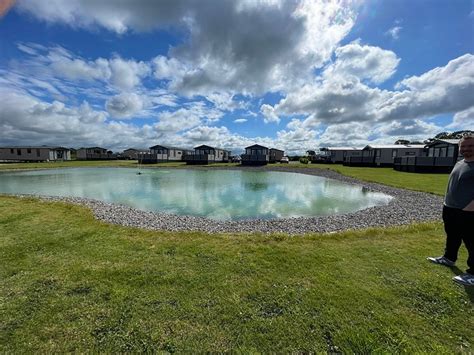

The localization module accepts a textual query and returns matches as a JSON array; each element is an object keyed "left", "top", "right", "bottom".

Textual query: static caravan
[
  {"left": 139, "top": 145, "right": 192, "bottom": 164},
  {"left": 76, "top": 147, "right": 115, "bottom": 160},
  {"left": 241, "top": 144, "right": 269, "bottom": 165},
  {"left": 269, "top": 148, "right": 285, "bottom": 163},
  {"left": 122, "top": 148, "right": 149, "bottom": 160},
  {"left": 394, "top": 139, "right": 460, "bottom": 173},
  {"left": 0, "top": 146, "right": 71, "bottom": 162},
  {"left": 184, "top": 145, "right": 231, "bottom": 165},
  {"left": 321, "top": 147, "right": 361, "bottom": 164},
  {"left": 308, "top": 149, "right": 331, "bottom": 163},
  {"left": 349, "top": 144, "right": 426, "bottom": 167}
]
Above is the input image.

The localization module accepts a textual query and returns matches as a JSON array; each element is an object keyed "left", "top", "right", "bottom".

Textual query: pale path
[{"left": 10, "top": 166, "right": 443, "bottom": 235}]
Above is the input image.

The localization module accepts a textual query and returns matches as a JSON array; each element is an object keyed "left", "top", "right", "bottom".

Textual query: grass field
[
  {"left": 1, "top": 160, "right": 471, "bottom": 352},
  {"left": 267, "top": 162, "right": 450, "bottom": 196},
  {"left": 0, "top": 196, "right": 472, "bottom": 352}
]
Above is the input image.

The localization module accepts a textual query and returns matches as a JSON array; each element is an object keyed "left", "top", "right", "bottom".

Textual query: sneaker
[
  {"left": 427, "top": 256, "right": 455, "bottom": 267},
  {"left": 452, "top": 273, "right": 474, "bottom": 286}
]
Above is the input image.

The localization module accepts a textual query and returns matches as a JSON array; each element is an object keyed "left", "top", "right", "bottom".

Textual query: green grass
[
  {"left": 270, "top": 163, "right": 449, "bottom": 196},
  {"left": 1, "top": 196, "right": 473, "bottom": 352}
]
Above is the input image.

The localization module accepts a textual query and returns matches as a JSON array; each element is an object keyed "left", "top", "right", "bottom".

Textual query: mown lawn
[
  {"left": 0, "top": 196, "right": 472, "bottom": 352},
  {"left": 272, "top": 163, "right": 450, "bottom": 196}
]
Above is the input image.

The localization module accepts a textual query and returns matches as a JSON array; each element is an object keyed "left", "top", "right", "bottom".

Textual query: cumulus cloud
[
  {"left": 183, "top": 126, "right": 232, "bottom": 145},
  {"left": 109, "top": 57, "right": 150, "bottom": 90},
  {"left": 328, "top": 42, "right": 400, "bottom": 84},
  {"left": 154, "top": 108, "right": 203, "bottom": 133},
  {"left": 274, "top": 77, "right": 387, "bottom": 124},
  {"left": 269, "top": 53, "right": 474, "bottom": 128},
  {"left": 380, "top": 54, "right": 474, "bottom": 120},
  {"left": 375, "top": 119, "right": 441, "bottom": 137},
  {"left": 4, "top": 1, "right": 473, "bottom": 151},
  {"left": 449, "top": 106, "right": 474, "bottom": 129},
  {"left": 0, "top": 88, "right": 109, "bottom": 146},
  {"left": 17, "top": 0, "right": 357, "bottom": 95},
  {"left": 106, "top": 93, "right": 144, "bottom": 118},
  {"left": 260, "top": 104, "right": 281, "bottom": 124}
]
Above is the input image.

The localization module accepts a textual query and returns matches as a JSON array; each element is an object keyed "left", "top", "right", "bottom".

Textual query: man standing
[{"left": 428, "top": 134, "right": 474, "bottom": 286}]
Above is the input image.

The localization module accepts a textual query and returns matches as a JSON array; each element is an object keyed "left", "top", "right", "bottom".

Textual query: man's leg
[
  {"left": 460, "top": 210, "right": 474, "bottom": 274},
  {"left": 442, "top": 205, "right": 463, "bottom": 262}
]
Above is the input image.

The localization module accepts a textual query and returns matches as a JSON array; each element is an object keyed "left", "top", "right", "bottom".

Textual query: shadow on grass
[{"left": 450, "top": 266, "right": 474, "bottom": 303}]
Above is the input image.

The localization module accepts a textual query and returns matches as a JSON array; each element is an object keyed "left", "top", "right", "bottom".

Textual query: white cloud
[
  {"left": 375, "top": 119, "right": 441, "bottom": 137},
  {"left": 385, "top": 26, "right": 402, "bottom": 40},
  {"left": 328, "top": 42, "right": 400, "bottom": 84},
  {"left": 260, "top": 104, "right": 281, "bottom": 124},
  {"left": 234, "top": 118, "right": 247, "bottom": 123},
  {"left": 183, "top": 126, "right": 231, "bottom": 144},
  {"left": 380, "top": 54, "right": 474, "bottom": 120},
  {"left": 274, "top": 77, "right": 387, "bottom": 124},
  {"left": 154, "top": 108, "right": 202, "bottom": 133},
  {"left": 449, "top": 106, "right": 474, "bottom": 129},
  {"left": 109, "top": 57, "right": 150, "bottom": 90},
  {"left": 106, "top": 93, "right": 144, "bottom": 119},
  {"left": 269, "top": 53, "right": 474, "bottom": 130},
  {"left": 18, "top": 1, "right": 357, "bottom": 96}
]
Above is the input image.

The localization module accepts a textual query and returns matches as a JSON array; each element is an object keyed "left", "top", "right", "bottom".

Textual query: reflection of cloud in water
[{"left": 0, "top": 168, "right": 393, "bottom": 220}]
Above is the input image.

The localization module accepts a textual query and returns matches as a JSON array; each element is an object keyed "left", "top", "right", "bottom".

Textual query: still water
[{"left": 0, "top": 168, "right": 392, "bottom": 220}]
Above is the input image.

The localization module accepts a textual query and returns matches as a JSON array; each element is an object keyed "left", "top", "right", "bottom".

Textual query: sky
[{"left": 0, "top": 0, "right": 473, "bottom": 154}]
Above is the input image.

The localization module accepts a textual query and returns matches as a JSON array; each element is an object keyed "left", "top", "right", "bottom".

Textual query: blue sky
[{"left": 0, "top": 0, "right": 472, "bottom": 154}]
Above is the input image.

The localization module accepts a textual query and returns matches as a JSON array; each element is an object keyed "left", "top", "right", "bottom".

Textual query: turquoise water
[{"left": 0, "top": 168, "right": 392, "bottom": 220}]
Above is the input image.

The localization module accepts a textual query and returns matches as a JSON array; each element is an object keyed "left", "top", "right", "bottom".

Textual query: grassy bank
[
  {"left": 1, "top": 196, "right": 472, "bottom": 352},
  {"left": 271, "top": 163, "right": 449, "bottom": 196}
]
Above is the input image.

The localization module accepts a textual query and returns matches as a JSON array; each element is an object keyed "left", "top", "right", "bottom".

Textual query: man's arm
[{"left": 463, "top": 200, "right": 474, "bottom": 211}]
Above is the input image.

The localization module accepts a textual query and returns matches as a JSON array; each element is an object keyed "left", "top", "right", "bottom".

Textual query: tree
[{"left": 394, "top": 139, "right": 410, "bottom": 145}]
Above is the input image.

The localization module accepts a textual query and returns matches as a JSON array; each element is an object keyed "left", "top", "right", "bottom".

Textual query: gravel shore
[{"left": 10, "top": 165, "right": 443, "bottom": 235}]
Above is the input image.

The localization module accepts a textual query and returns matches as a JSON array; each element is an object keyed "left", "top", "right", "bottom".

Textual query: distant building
[
  {"left": 241, "top": 144, "right": 269, "bottom": 165},
  {"left": 76, "top": 147, "right": 115, "bottom": 160},
  {"left": 394, "top": 139, "right": 460, "bottom": 173},
  {"left": 345, "top": 144, "right": 426, "bottom": 167},
  {"left": 122, "top": 148, "right": 149, "bottom": 160},
  {"left": 184, "top": 145, "right": 231, "bottom": 164},
  {"left": 0, "top": 146, "right": 71, "bottom": 162},
  {"left": 269, "top": 148, "right": 285, "bottom": 163},
  {"left": 139, "top": 145, "right": 192, "bottom": 164},
  {"left": 318, "top": 147, "right": 362, "bottom": 164},
  {"left": 241, "top": 145, "right": 285, "bottom": 165}
]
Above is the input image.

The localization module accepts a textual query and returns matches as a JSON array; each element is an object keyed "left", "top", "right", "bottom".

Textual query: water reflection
[{"left": 0, "top": 168, "right": 392, "bottom": 220}]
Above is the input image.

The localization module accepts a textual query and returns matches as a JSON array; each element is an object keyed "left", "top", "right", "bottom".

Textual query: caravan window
[
  {"left": 447, "top": 146, "right": 455, "bottom": 157},
  {"left": 392, "top": 149, "right": 397, "bottom": 158}
]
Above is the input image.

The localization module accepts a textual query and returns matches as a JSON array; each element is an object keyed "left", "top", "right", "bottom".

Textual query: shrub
[{"left": 299, "top": 157, "right": 309, "bottom": 164}]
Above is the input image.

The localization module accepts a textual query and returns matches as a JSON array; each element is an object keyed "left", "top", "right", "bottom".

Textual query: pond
[{"left": 0, "top": 168, "right": 392, "bottom": 220}]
